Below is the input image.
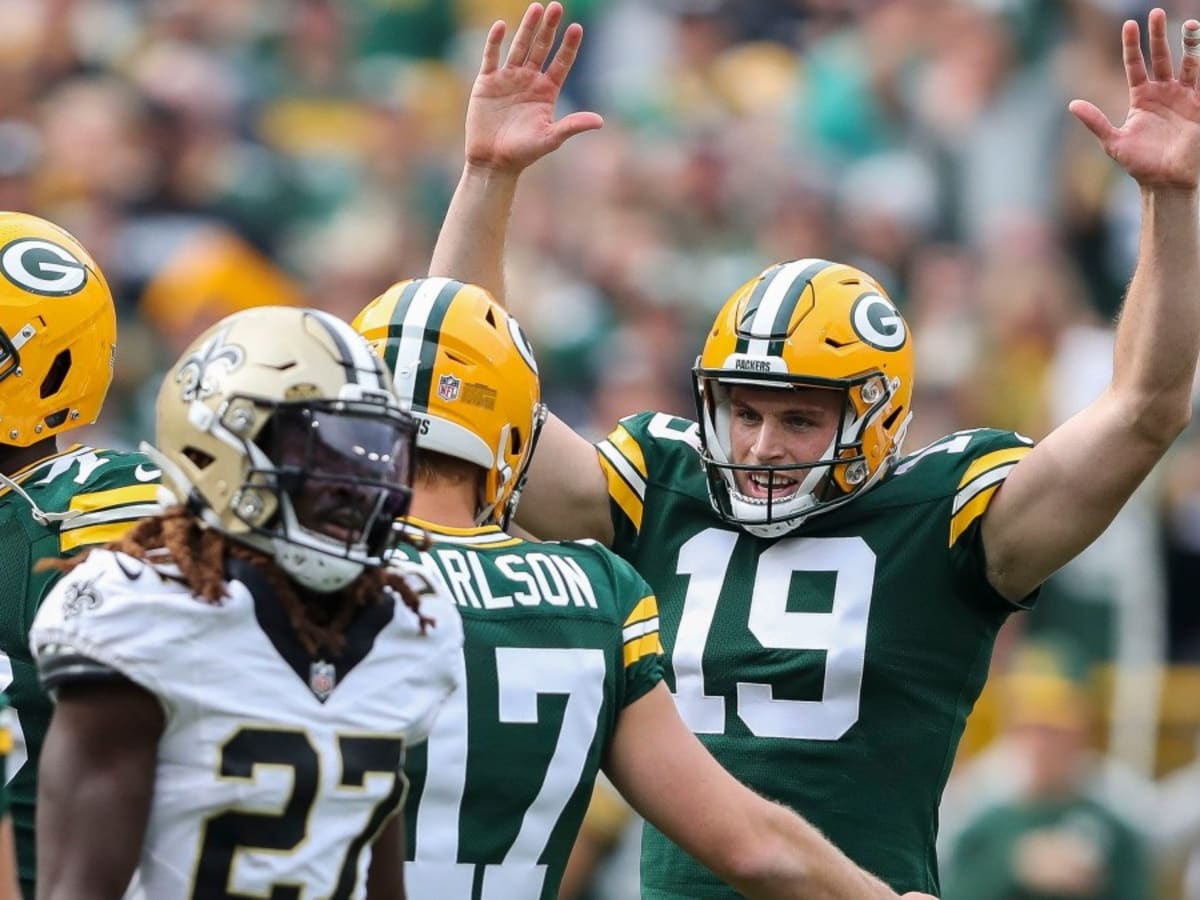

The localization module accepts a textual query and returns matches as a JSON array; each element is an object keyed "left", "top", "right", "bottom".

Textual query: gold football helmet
[
  {"left": 150, "top": 306, "right": 419, "bottom": 592},
  {"left": 0, "top": 212, "right": 115, "bottom": 447},
  {"left": 353, "top": 277, "right": 546, "bottom": 528},
  {"left": 694, "top": 258, "right": 914, "bottom": 537}
]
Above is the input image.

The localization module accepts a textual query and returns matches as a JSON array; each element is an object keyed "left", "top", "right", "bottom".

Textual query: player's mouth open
[
  {"left": 740, "top": 471, "right": 800, "bottom": 500},
  {"left": 319, "top": 509, "right": 365, "bottom": 544}
]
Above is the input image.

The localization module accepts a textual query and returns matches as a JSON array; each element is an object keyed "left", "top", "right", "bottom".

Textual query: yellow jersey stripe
[
  {"left": 605, "top": 425, "right": 648, "bottom": 480},
  {"left": 957, "top": 447, "right": 1031, "bottom": 490},
  {"left": 623, "top": 632, "right": 663, "bottom": 668},
  {"left": 405, "top": 516, "right": 504, "bottom": 538},
  {"left": 949, "top": 484, "right": 1000, "bottom": 547},
  {"left": 59, "top": 519, "right": 142, "bottom": 553},
  {"left": 69, "top": 484, "right": 160, "bottom": 512},
  {"left": 400, "top": 517, "right": 520, "bottom": 548},
  {"left": 623, "top": 595, "right": 658, "bottom": 628},
  {"left": 598, "top": 454, "right": 644, "bottom": 532}
]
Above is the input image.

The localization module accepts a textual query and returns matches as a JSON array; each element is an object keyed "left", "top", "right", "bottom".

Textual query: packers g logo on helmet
[
  {"left": 353, "top": 278, "right": 547, "bottom": 528},
  {"left": 694, "top": 258, "right": 914, "bottom": 537},
  {"left": 0, "top": 213, "right": 115, "bottom": 447},
  {"left": 0, "top": 238, "right": 89, "bottom": 296},
  {"left": 851, "top": 292, "right": 907, "bottom": 351}
]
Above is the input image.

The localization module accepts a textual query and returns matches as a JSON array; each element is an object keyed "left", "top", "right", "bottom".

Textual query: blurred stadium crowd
[{"left": 5, "top": 0, "right": 1200, "bottom": 896}]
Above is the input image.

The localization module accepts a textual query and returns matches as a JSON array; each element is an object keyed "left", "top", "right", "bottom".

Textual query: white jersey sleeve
[{"left": 30, "top": 550, "right": 196, "bottom": 708}]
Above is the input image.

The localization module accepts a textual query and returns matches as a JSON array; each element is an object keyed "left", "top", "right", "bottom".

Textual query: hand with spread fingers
[
  {"left": 465, "top": 1, "right": 604, "bottom": 174},
  {"left": 1070, "top": 8, "right": 1200, "bottom": 189}
]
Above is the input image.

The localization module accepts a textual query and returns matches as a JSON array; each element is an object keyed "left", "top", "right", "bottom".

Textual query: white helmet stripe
[
  {"left": 745, "top": 258, "right": 825, "bottom": 357},
  {"left": 389, "top": 277, "right": 455, "bottom": 407}
]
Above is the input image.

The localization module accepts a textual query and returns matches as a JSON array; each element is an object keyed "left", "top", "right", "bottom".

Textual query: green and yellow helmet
[
  {"left": 353, "top": 278, "right": 546, "bottom": 528},
  {"left": 0, "top": 212, "right": 116, "bottom": 447},
  {"left": 694, "top": 258, "right": 914, "bottom": 537}
]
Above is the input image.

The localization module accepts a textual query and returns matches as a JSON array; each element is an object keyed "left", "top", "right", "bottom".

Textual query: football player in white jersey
[{"left": 28, "top": 306, "right": 463, "bottom": 900}]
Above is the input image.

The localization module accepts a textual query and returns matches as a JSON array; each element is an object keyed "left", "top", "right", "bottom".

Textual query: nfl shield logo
[
  {"left": 437, "top": 374, "right": 461, "bottom": 402},
  {"left": 309, "top": 660, "right": 337, "bottom": 701}
]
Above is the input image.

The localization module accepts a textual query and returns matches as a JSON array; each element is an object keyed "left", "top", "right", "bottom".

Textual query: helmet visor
[{"left": 265, "top": 401, "right": 417, "bottom": 554}]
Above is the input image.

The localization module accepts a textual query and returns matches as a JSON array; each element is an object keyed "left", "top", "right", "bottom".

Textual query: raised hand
[
  {"left": 1070, "top": 8, "right": 1200, "bottom": 189},
  {"left": 465, "top": 1, "right": 604, "bottom": 174}
]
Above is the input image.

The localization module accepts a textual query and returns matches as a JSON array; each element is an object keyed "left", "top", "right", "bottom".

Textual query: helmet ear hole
[
  {"left": 40, "top": 350, "right": 71, "bottom": 398},
  {"left": 510, "top": 426, "right": 523, "bottom": 456},
  {"left": 183, "top": 447, "right": 215, "bottom": 470}
]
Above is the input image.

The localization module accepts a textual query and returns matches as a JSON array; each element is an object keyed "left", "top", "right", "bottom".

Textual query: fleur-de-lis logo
[
  {"left": 176, "top": 326, "right": 245, "bottom": 402},
  {"left": 61, "top": 578, "right": 102, "bottom": 619}
]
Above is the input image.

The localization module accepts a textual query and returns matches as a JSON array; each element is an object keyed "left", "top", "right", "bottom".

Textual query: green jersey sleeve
[
  {"left": 595, "top": 411, "right": 703, "bottom": 561},
  {"left": 41, "top": 449, "right": 162, "bottom": 555},
  {"left": 891, "top": 428, "right": 1039, "bottom": 610},
  {"left": 605, "top": 550, "right": 664, "bottom": 707}
]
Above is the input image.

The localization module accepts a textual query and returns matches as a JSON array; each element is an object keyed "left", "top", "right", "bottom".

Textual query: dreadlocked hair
[{"left": 38, "top": 506, "right": 434, "bottom": 657}]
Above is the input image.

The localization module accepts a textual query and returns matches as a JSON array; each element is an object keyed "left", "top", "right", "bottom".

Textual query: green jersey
[
  {"left": 396, "top": 517, "right": 664, "bottom": 900},
  {"left": 0, "top": 444, "right": 159, "bottom": 891},
  {"left": 596, "top": 413, "right": 1037, "bottom": 896},
  {"left": 942, "top": 795, "right": 1152, "bottom": 900}
]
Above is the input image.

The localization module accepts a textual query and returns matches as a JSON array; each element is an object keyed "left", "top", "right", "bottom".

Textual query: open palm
[
  {"left": 1071, "top": 10, "right": 1200, "bottom": 188},
  {"left": 465, "top": 2, "right": 604, "bottom": 173}
]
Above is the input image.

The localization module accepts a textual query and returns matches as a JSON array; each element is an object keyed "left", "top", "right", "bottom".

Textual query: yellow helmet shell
[
  {"left": 354, "top": 278, "right": 545, "bottom": 526},
  {"left": 695, "top": 258, "right": 914, "bottom": 533},
  {"left": 0, "top": 212, "right": 115, "bottom": 447}
]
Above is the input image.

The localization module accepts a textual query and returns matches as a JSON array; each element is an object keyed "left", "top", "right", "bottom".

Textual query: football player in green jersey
[
  {"left": 427, "top": 3, "right": 1200, "bottom": 895},
  {"left": 0, "top": 212, "right": 161, "bottom": 895},
  {"left": 354, "top": 277, "right": 932, "bottom": 900}
]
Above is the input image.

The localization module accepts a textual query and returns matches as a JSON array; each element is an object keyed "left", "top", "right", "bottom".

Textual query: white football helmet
[{"left": 150, "top": 306, "right": 419, "bottom": 592}]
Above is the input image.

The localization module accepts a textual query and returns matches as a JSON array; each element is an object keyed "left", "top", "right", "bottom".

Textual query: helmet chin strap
[
  {"left": 272, "top": 538, "right": 363, "bottom": 593},
  {"left": 140, "top": 441, "right": 370, "bottom": 593},
  {"left": 0, "top": 470, "right": 82, "bottom": 525}
]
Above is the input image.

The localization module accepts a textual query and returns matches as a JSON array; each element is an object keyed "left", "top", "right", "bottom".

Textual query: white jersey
[{"left": 30, "top": 549, "right": 463, "bottom": 900}]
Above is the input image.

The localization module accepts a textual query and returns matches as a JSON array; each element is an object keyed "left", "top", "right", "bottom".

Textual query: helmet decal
[
  {"left": 507, "top": 316, "right": 539, "bottom": 374},
  {"left": 175, "top": 325, "right": 245, "bottom": 402},
  {"left": 0, "top": 238, "right": 88, "bottom": 296},
  {"left": 850, "top": 292, "right": 907, "bottom": 351}
]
